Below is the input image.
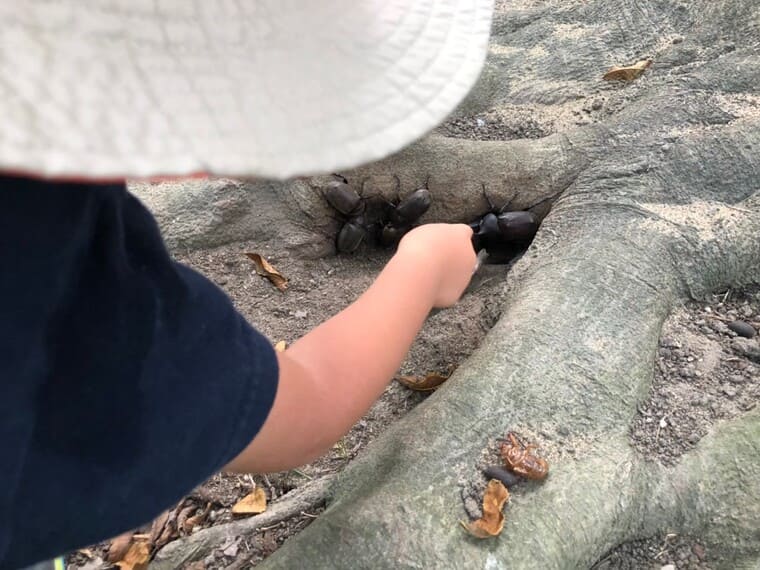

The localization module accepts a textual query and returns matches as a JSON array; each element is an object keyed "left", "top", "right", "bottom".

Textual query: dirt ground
[{"left": 65, "top": 218, "right": 758, "bottom": 570}]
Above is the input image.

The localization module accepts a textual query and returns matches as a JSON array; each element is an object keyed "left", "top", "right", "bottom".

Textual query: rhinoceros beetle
[
  {"left": 322, "top": 176, "right": 431, "bottom": 253},
  {"left": 323, "top": 179, "right": 363, "bottom": 217},
  {"left": 469, "top": 190, "right": 539, "bottom": 263}
]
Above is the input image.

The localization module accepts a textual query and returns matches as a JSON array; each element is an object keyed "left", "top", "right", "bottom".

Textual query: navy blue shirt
[{"left": 0, "top": 175, "right": 278, "bottom": 569}]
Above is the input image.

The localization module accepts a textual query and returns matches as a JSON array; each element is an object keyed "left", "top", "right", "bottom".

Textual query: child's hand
[{"left": 396, "top": 223, "right": 476, "bottom": 308}]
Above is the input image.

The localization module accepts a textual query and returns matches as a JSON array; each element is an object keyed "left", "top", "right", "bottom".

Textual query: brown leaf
[
  {"left": 176, "top": 504, "right": 197, "bottom": 535},
  {"left": 148, "top": 510, "right": 170, "bottom": 547},
  {"left": 155, "top": 520, "right": 178, "bottom": 551},
  {"left": 461, "top": 479, "right": 509, "bottom": 538},
  {"left": 244, "top": 253, "right": 288, "bottom": 291},
  {"left": 107, "top": 532, "right": 134, "bottom": 563},
  {"left": 231, "top": 488, "right": 268, "bottom": 515},
  {"left": 274, "top": 340, "right": 287, "bottom": 352},
  {"left": 183, "top": 503, "right": 212, "bottom": 533},
  {"left": 603, "top": 59, "right": 652, "bottom": 81},
  {"left": 115, "top": 540, "right": 150, "bottom": 570},
  {"left": 396, "top": 371, "right": 450, "bottom": 391}
]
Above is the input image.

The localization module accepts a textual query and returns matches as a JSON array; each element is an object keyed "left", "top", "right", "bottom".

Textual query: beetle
[
  {"left": 499, "top": 432, "right": 549, "bottom": 480},
  {"left": 322, "top": 175, "right": 433, "bottom": 253},
  {"left": 378, "top": 187, "right": 432, "bottom": 246},
  {"left": 469, "top": 188, "right": 539, "bottom": 261},
  {"left": 323, "top": 179, "right": 364, "bottom": 217}
]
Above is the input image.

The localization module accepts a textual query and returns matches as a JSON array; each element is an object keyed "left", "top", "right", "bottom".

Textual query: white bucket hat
[{"left": 1, "top": 1, "right": 493, "bottom": 180}]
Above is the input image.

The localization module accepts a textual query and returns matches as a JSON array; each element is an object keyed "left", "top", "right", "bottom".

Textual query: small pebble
[
  {"left": 728, "top": 320, "right": 756, "bottom": 338},
  {"left": 661, "top": 565, "right": 675, "bottom": 570},
  {"left": 692, "top": 543, "right": 706, "bottom": 559},
  {"left": 721, "top": 384, "right": 737, "bottom": 398}
]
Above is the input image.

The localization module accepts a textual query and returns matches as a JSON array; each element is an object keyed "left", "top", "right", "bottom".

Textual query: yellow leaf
[
  {"left": 231, "top": 488, "right": 268, "bottom": 515},
  {"left": 274, "top": 340, "right": 287, "bottom": 352},
  {"left": 397, "top": 371, "right": 450, "bottom": 391},
  {"left": 244, "top": 253, "right": 288, "bottom": 291},
  {"left": 603, "top": 58, "right": 652, "bottom": 81},
  {"left": 115, "top": 540, "right": 150, "bottom": 570},
  {"left": 461, "top": 480, "right": 509, "bottom": 538}
]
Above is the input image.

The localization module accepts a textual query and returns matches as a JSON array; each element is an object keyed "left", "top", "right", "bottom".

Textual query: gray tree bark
[{"left": 145, "top": 0, "right": 760, "bottom": 568}]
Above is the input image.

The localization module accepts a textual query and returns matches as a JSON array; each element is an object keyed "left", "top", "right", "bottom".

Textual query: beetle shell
[
  {"left": 496, "top": 211, "right": 539, "bottom": 242},
  {"left": 336, "top": 220, "right": 366, "bottom": 253},
  {"left": 391, "top": 188, "right": 431, "bottom": 226},
  {"left": 499, "top": 433, "right": 549, "bottom": 480},
  {"left": 325, "top": 181, "right": 363, "bottom": 216}
]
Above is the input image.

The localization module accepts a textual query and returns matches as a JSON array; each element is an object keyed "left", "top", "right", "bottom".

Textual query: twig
[{"left": 151, "top": 474, "right": 335, "bottom": 570}]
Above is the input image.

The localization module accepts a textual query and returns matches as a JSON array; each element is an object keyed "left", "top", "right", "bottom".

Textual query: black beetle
[
  {"left": 324, "top": 179, "right": 363, "bottom": 216},
  {"left": 390, "top": 188, "right": 432, "bottom": 228},
  {"left": 470, "top": 209, "right": 539, "bottom": 262},
  {"left": 336, "top": 218, "right": 366, "bottom": 253},
  {"left": 496, "top": 211, "right": 539, "bottom": 242},
  {"left": 323, "top": 178, "right": 433, "bottom": 253}
]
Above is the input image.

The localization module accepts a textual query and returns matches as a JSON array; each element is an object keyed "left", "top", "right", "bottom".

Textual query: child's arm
[{"left": 225, "top": 223, "right": 476, "bottom": 473}]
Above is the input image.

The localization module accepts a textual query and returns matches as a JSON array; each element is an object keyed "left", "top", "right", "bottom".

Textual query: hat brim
[{"left": 1, "top": 1, "right": 493, "bottom": 180}]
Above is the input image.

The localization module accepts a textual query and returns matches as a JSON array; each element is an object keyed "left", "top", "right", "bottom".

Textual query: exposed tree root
[{"left": 150, "top": 475, "right": 334, "bottom": 570}]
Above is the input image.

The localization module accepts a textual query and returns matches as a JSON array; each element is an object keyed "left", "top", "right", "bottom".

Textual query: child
[{"left": 0, "top": 2, "right": 493, "bottom": 568}]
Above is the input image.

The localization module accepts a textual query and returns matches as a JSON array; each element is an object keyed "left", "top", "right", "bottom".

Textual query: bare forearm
[
  {"left": 225, "top": 224, "right": 474, "bottom": 474},
  {"left": 226, "top": 252, "right": 438, "bottom": 472},
  {"left": 288, "top": 252, "right": 438, "bottom": 435}
]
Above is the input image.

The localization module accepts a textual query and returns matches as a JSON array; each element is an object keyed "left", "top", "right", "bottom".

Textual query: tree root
[{"left": 150, "top": 475, "right": 335, "bottom": 570}]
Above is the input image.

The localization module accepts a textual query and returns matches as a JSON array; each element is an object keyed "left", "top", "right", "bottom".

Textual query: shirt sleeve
[{"left": 0, "top": 175, "right": 278, "bottom": 569}]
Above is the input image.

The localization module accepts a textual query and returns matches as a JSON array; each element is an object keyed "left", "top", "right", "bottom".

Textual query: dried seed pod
[
  {"left": 324, "top": 180, "right": 363, "bottom": 216},
  {"left": 496, "top": 211, "right": 539, "bottom": 242},
  {"left": 482, "top": 465, "right": 521, "bottom": 487},
  {"left": 728, "top": 320, "right": 757, "bottom": 338}
]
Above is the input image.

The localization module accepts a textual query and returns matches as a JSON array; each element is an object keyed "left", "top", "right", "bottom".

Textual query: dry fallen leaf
[
  {"left": 183, "top": 503, "right": 212, "bottom": 533},
  {"left": 461, "top": 479, "right": 510, "bottom": 538},
  {"left": 107, "top": 532, "right": 134, "bottom": 563},
  {"left": 603, "top": 58, "right": 652, "bottom": 81},
  {"left": 244, "top": 253, "right": 288, "bottom": 291},
  {"left": 148, "top": 510, "right": 170, "bottom": 547},
  {"left": 397, "top": 371, "right": 450, "bottom": 391},
  {"left": 231, "top": 487, "right": 268, "bottom": 515},
  {"left": 115, "top": 540, "right": 150, "bottom": 570},
  {"left": 274, "top": 340, "right": 287, "bottom": 352}
]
